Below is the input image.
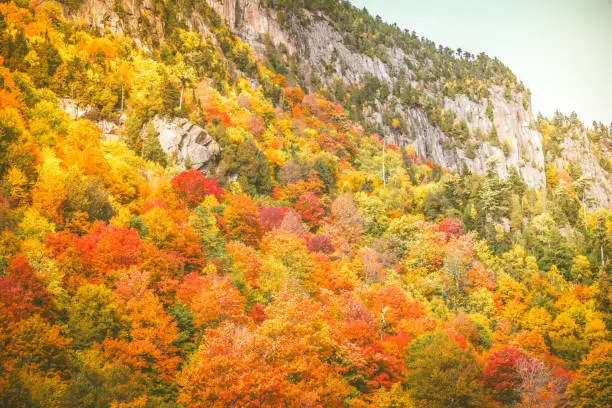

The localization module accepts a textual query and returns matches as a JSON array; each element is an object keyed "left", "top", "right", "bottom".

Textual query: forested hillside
[{"left": 0, "top": 1, "right": 610, "bottom": 407}]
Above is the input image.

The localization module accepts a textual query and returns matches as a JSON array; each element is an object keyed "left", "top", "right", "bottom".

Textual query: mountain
[
  {"left": 0, "top": 1, "right": 610, "bottom": 406},
  {"left": 65, "top": 0, "right": 611, "bottom": 208}
]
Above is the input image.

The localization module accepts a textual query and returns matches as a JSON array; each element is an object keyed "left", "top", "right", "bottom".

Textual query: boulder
[{"left": 152, "top": 117, "right": 221, "bottom": 171}]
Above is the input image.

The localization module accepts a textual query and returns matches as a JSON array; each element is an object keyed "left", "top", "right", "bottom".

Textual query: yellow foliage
[
  {"left": 5, "top": 166, "right": 28, "bottom": 204},
  {"left": 338, "top": 170, "right": 367, "bottom": 192},
  {"left": 32, "top": 148, "right": 66, "bottom": 221},
  {"left": 141, "top": 207, "right": 176, "bottom": 247},
  {"left": 110, "top": 207, "right": 133, "bottom": 228},
  {"left": 226, "top": 127, "right": 248, "bottom": 144},
  {"left": 18, "top": 207, "right": 55, "bottom": 241}
]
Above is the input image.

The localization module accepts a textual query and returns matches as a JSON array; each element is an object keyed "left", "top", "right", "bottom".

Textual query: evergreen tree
[{"left": 237, "top": 138, "right": 272, "bottom": 195}]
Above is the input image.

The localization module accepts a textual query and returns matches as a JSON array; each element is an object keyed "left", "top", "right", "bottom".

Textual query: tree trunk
[
  {"left": 179, "top": 84, "right": 185, "bottom": 110},
  {"left": 382, "top": 138, "right": 386, "bottom": 187}
]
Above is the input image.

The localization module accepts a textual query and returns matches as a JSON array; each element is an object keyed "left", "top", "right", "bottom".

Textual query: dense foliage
[{"left": 0, "top": 1, "right": 610, "bottom": 407}]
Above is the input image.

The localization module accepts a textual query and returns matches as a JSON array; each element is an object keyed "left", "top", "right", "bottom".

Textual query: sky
[{"left": 349, "top": 0, "right": 612, "bottom": 125}]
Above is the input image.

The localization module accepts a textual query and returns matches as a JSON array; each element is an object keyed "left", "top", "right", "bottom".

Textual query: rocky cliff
[
  {"left": 549, "top": 126, "right": 612, "bottom": 209},
  {"left": 63, "top": 0, "right": 611, "bottom": 207},
  {"left": 208, "top": 0, "right": 548, "bottom": 186},
  {"left": 153, "top": 117, "right": 221, "bottom": 171}
]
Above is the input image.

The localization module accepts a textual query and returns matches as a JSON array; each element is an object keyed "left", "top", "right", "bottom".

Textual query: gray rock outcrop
[
  {"left": 62, "top": 0, "right": 611, "bottom": 208},
  {"left": 152, "top": 117, "right": 221, "bottom": 171},
  {"left": 550, "top": 127, "right": 612, "bottom": 209},
  {"left": 208, "top": 0, "right": 547, "bottom": 187}
]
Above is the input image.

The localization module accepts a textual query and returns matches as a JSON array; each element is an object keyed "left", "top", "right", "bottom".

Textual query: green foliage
[
  {"left": 61, "top": 169, "right": 115, "bottom": 222},
  {"left": 404, "top": 332, "right": 488, "bottom": 407},
  {"left": 141, "top": 121, "right": 167, "bottom": 166},
  {"left": 67, "top": 284, "right": 124, "bottom": 349},
  {"left": 237, "top": 138, "right": 272, "bottom": 195}
]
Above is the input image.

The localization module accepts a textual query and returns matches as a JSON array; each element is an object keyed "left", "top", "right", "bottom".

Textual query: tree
[
  {"left": 172, "top": 58, "right": 197, "bottom": 111},
  {"left": 567, "top": 342, "right": 612, "bottom": 408},
  {"left": 0, "top": 254, "right": 55, "bottom": 322},
  {"left": 439, "top": 217, "right": 462, "bottom": 242},
  {"left": 236, "top": 138, "right": 272, "bottom": 195},
  {"left": 175, "top": 272, "right": 246, "bottom": 329},
  {"left": 141, "top": 121, "right": 167, "bottom": 166},
  {"left": 260, "top": 230, "right": 315, "bottom": 295},
  {"left": 0, "top": 108, "right": 24, "bottom": 174},
  {"left": 483, "top": 346, "right": 524, "bottom": 404},
  {"left": 312, "top": 156, "right": 337, "bottom": 194},
  {"left": 404, "top": 332, "right": 487, "bottom": 407},
  {"left": 66, "top": 284, "right": 124, "bottom": 349},
  {"left": 294, "top": 192, "right": 326, "bottom": 231},
  {"left": 190, "top": 205, "right": 227, "bottom": 260},
  {"left": 515, "top": 357, "right": 554, "bottom": 408},
  {"left": 259, "top": 206, "right": 285, "bottom": 230},
  {"left": 307, "top": 234, "right": 335, "bottom": 254},
  {"left": 570, "top": 255, "right": 593, "bottom": 284},
  {"left": 62, "top": 349, "right": 148, "bottom": 408},
  {"left": 223, "top": 194, "right": 264, "bottom": 246},
  {"left": 105, "top": 271, "right": 181, "bottom": 384},
  {"left": 61, "top": 169, "right": 114, "bottom": 223},
  {"left": 172, "top": 169, "right": 223, "bottom": 207}
]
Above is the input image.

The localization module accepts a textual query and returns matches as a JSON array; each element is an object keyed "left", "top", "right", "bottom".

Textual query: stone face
[
  {"left": 153, "top": 117, "right": 221, "bottom": 171},
  {"left": 64, "top": 0, "right": 611, "bottom": 208},
  {"left": 551, "top": 128, "right": 612, "bottom": 209},
  {"left": 207, "top": 0, "right": 547, "bottom": 187},
  {"left": 59, "top": 98, "right": 121, "bottom": 140}
]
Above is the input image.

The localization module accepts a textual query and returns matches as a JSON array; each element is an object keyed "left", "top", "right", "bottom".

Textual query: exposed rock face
[
  {"left": 152, "top": 117, "right": 221, "bottom": 171},
  {"left": 67, "top": 0, "right": 162, "bottom": 50},
  {"left": 551, "top": 129, "right": 612, "bottom": 209},
  {"left": 59, "top": 98, "right": 122, "bottom": 140},
  {"left": 441, "top": 86, "right": 545, "bottom": 187},
  {"left": 207, "top": 0, "right": 546, "bottom": 187},
  {"left": 64, "top": 0, "right": 610, "bottom": 207}
]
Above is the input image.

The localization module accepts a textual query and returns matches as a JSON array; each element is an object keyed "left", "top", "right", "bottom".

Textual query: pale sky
[{"left": 350, "top": 0, "right": 612, "bottom": 126}]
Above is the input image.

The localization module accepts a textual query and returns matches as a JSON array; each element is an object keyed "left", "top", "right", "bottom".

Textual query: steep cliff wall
[
  {"left": 207, "top": 0, "right": 546, "bottom": 188},
  {"left": 64, "top": 0, "right": 611, "bottom": 207},
  {"left": 550, "top": 127, "right": 612, "bottom": 208}
]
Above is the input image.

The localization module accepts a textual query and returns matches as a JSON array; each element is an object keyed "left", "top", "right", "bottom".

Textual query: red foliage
[
  {"left": 259, "top": 206, "right": 286, "bottom": 230},
  {"left": 307, "top": 234, "right": 335, "bottom": 254},
  {"left": 294, "top": 192, "right": 326, "bottom": 230},
  {"left": 439, "top": 217, "right": 463, "bottom": 242},
  {"left": 141, "top": 199, "right": 168, "bottom": 213},
  {"left": 483, "top": 346, "right": 525, "bottom": 403},
  {"left": 248, "top": 304, "right": 267, "bottom": 324},
  {"left": 171, "top": 170, "right": 223, "bottom": 207},
  {"left": 46, "top": 221, "right": 167, "bottom": 286},
  {"left": 448, "top": 332, "right": 468, "bottom": 349},
  {"left": 337, "top": 308, "right": 405, "bottom": 392},
  {"left": 0, "top": 254, "right": 55, "bottom": 322}
]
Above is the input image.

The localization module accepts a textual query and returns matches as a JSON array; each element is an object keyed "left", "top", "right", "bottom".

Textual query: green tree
[
  {"left": 237, "top": 138, "right": 272, "bottom": 195},
  {"left": 404, "top": 332, "right": 488, "bottom": 408},
  {"left": 141, "top": 121, "right": 167, "bottom": 166},
  {"left": 567, "top": 343, "right": 612, "bottom": 408},
  {"left": 66, "top": 284, "right": 124, "bottom": 349},
  {"left": 570, "top": 255, "right": 593, "bottom": 284}
]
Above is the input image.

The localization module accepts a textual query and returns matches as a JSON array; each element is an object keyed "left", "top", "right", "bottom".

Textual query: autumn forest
[{"left": 0, "top": 1, "right": 610, "bottom": 407}]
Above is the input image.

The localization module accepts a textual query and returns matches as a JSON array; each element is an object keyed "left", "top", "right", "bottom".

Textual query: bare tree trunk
[
  {"left": 382, "top": 137, "right": 386, "bottom": 187},
  {"left": 380, "top": 308, "right": 387, "bottom": 340},
  {"left": 179, "top": 84, "right": 185, "bottom": 110}
]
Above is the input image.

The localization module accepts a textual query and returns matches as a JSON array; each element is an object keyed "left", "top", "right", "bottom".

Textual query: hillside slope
[
  {"left": 67, "top": 0, "right": 611, "bottom": 208},
  {"left": 0, "top": 1, "right": 610, "bottom": 406}
]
